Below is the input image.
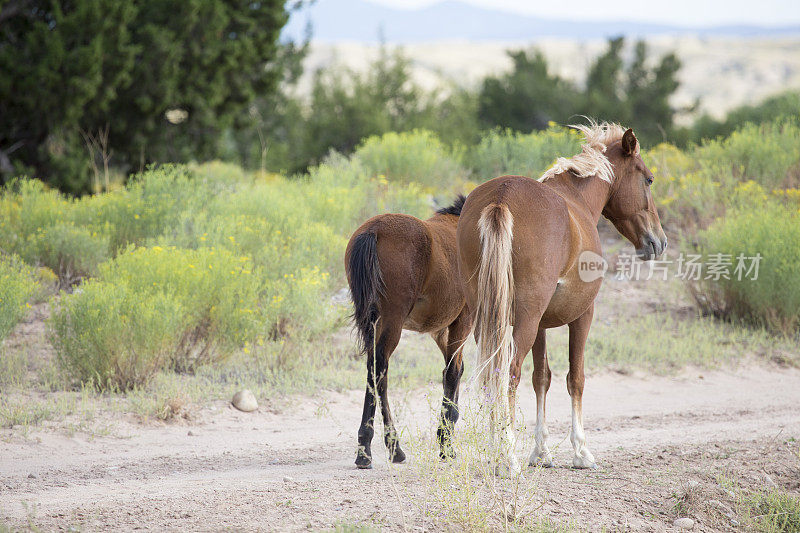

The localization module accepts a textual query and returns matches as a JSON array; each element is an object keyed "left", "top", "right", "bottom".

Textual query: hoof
[
  {"left": 529, "top": 450, "right": 554, "bottom": 468},
  {"left": 495, "top": 456, "right": 522, "bottom": 478},
  {"left": 390, "top": 446, "right": 406, "bottom": 464},
  {"left": 572, "top": 456, "right": 597, "bottom": 470},
  {"left": 355, "top": 449, "right": 372, "bottom": 469},
  {"left": 529, "top": 457, "right": 554, "bottom": 469},
  {"left": 439, "top": 447, "right": 456, "bottom": 462}
]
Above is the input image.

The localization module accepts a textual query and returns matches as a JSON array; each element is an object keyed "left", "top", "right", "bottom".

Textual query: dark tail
[{"left": 348, "top": 232, "right": 385, "bottom": 355}]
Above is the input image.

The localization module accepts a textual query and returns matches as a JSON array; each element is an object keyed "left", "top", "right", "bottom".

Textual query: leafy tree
[
  {"left": 229, "top": 24, "right": 311, "bottom": 174},
  {"left": 251, "top": 47, "right": 480, "bottom": 174},
  {"left": 0, "top": 0, "right": 291, "bottom": 193},
  {"left": 624, "top": 41, "right": 681, "bottom": 143},
  {"left": 585, "top": 36, "right": 626, "bottom": 121},
  {"left": 478, "top": 50, "right": 580, "bottom": 132},
  {"left": 478, "top": 38, "right": 682, "bottom": 146},
  {"left": 0, "top": 0, "right": 139, "bottom": 191}
]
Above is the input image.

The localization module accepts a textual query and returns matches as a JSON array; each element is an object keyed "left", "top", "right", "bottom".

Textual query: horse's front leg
[{"left": 567, "top": 304, "right": 597, "bottom": 469}]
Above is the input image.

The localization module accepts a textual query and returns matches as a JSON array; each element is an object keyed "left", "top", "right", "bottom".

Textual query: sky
[{"left": 370, "top": 0, "right": 800, "bottom": 27}]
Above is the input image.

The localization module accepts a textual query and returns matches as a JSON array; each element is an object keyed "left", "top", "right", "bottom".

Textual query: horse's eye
[{"left": 646, "top": 175, "right": 654, "bottom": 186}]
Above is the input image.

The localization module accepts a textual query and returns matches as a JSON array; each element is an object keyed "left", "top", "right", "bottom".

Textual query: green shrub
[
  {"left": 303, "top": 153, "right": 432, "bottom": 227},
  {"left": 73, "top": 165, "right": 205, "bottom": 253},
  {"left": 0, "top": 179, "right": 72, "bottom": 254},
  {"left": 689, "top": 90, "right": 800, "bottom": 143},
  {"left": 157, "top": 154, "right": 430, "bottom": 338},
  {"left": 353, "top": 130, "right": 466, "bottom": 189},
  {"left": 693, "top": 200, "right": 800, "bottom": 336},
  {"left": 159, "top": 188, "right": 349, "bottom": 336},
  {"left": 0, "top": 180, "right": 108, "bottom": 282},
  {"left": 0, "top": 254, "right": 40, "bottom": 342},
  {"left": 694, "top": 119, "right": 800, "bottom": 190},
  {"left": 20, "top": 223, "right": 109, "bottom": 284},
  {"left": 188, "top": 160, "right": 254, "bottom": 188},
  {"left": 465, "top": 127, "right": 581, "bottom": 181},
  {"left": 648, "top": 119, "right": 800, "bottom": 237},
  {"left": 51, "top": 246, "right": 264, "bottom": 389},
  {"left": 100, "top": 246, "right": 263, "bottom": 371},
  {"left": 51, "top": 282, "right": 183, "bottom": 390}
]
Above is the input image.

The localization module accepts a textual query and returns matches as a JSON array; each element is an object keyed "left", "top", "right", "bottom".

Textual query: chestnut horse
[
  {"left": 346, "top": 196, "right": 471, "bottom": 469},
  {"left": 457, "top": 123, "right": 667, "bottom": 476}
]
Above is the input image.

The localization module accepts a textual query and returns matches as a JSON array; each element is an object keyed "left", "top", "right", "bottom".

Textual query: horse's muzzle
[{"left": 635, "top": 234, "right": 667, "bottom": 261}]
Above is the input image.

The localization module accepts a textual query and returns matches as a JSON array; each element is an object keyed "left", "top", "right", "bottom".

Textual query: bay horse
[
  {"left": 457, "top": 122, "right": 667, "bottom": 476},
  {"left": 345, "top": 196, "right": 471, "bottom": 469}
]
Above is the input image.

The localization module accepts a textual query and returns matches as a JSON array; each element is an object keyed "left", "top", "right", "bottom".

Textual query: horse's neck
[{"left": 543, "top": 172, "right": 610, "bottom": 225}]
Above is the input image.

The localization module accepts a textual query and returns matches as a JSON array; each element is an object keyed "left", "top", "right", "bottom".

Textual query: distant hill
[{"left": 282, "top": 0, "right": 800, "bottom": 42}]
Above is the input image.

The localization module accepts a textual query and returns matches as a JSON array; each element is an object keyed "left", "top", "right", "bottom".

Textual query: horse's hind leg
[
  {"left": 488, "top": 312, "right": 541, "bottom": 477},
  {"left": 528, "top": 328, "right": 554, "bottom": 467},
  {"left": 356, "top": 316, "right": 406, "bottom": 468},
  {"left": 356, "top": 315, "right": 406, "bottom": 468},
  {"left": 434, "top": 310, "right": 470, "bottom": 460},
  {"left": 567, "top": 305, "right": 597, "bottom": 469},
  {"left": 375, "top": 316, "right": 406, "bottom": 463},
  {"left": 356, "top": 326, "right": 380, "bottom": 469}
]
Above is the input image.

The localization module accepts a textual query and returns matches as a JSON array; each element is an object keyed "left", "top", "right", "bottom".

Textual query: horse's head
[{"left": 602, "top": 129, "right": 667, "bottom": 260}]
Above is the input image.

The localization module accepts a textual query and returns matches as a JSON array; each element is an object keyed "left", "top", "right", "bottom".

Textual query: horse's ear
[{"left": 621, "top": 128, "right": 638, "bottom": 156}]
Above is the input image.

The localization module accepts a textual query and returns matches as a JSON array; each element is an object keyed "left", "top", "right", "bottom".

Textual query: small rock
[
  {"left": 686, "top": 480, "right": 700, "bottom": 490},
  {"left": 763, "top": 473, "right": 778, "bottom": 489},
  {"left": 27, "top": 473, "right": 37, "bottom": 479},
  {"left": 187, "top": 430, "right": 196, "bottom": 436},
  {"left": 283, "top": 476, "right": 294, "bottom": 483},
  {"left": 673, "top": 517, "right": 694, "bottom": 529},
  {"left": 232, "top": 390, "right": 258, "bottom": 412}
]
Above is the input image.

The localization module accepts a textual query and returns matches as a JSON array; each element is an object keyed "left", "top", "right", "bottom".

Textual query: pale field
[{"left": 302, "top": 36, "right": 800, "bottom": 123}]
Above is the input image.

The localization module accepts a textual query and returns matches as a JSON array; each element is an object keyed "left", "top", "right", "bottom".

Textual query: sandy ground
[{"left": 2, "top": 363, "right": 799, "bottom": 532}]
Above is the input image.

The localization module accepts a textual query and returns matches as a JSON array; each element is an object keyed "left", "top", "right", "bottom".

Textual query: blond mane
[{"left": 538, "top": 121, "right": 632, "bottom": 184}]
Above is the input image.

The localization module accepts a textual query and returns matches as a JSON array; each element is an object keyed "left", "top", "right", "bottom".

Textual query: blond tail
[{"left": 474, "top": 203, "right": 515, "bottom": 407}]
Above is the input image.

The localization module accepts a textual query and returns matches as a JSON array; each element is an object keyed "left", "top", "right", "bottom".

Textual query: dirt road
[{"left": 2, "top": 365, "right": 799, "bottom": 531}]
